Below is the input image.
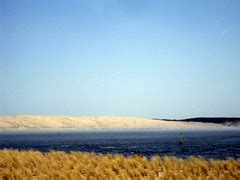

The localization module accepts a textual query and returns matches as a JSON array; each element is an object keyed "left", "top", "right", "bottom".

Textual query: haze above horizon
[{"left": 1, "top": 0, "right": 240, "bottom": 119}]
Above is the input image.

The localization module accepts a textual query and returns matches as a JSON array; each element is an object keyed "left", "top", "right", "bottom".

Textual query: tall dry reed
[{"left": 0, "top": 149, "right": 239, "bottom": 179}]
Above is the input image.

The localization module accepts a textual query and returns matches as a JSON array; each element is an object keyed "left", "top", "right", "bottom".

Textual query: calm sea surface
[{"left": 0, "top": 130, "right": 239, "bottom": 159}]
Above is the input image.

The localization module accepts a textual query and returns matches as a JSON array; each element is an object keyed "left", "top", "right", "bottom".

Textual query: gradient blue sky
[{"left": 1, "top": 0, "right": 240, "bottom": 118}]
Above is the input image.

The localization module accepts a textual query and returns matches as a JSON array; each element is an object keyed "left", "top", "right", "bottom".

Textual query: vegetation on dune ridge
[{"left": 0, "top": 150, "right": 239, "bottom": 179}]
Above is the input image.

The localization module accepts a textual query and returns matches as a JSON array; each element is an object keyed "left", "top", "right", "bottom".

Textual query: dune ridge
[{"left": 0, "top": 116, "right": 233, "bottom": 131}]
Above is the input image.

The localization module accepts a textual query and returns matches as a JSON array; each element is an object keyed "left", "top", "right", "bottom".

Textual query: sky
[{"left": 1, "top": 0, "right": 240, "bottom": 119}]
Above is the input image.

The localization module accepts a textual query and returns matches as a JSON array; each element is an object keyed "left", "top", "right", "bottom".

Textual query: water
[{"left": 0, "top": 130, "right": 239, "bottom": 159}]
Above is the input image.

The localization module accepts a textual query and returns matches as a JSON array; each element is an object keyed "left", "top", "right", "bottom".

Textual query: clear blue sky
[{"left": 1, "top": 0, "right": 240, "bottom": 118}]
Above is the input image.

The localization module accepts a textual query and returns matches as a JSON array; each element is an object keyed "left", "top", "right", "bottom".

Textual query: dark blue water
[{"left": 0, "top": 130, "right": 239, "bottom": 159}]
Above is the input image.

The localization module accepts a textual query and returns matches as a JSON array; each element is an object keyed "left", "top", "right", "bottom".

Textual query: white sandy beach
[{"left": 0, "top": 116, "right": 233, "bottom": 131}]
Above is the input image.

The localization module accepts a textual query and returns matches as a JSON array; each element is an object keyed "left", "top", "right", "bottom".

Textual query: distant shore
[
  {"left": 0, "top": 116, "right": 238, "bottom": 131},
  {"left": 156, "top": 117, "right": 240, "bottom": 126}
]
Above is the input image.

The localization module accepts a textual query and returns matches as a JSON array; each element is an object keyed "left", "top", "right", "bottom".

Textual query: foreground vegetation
[{"left": 0, "top": 150, "right": 239, "bottom": 179}]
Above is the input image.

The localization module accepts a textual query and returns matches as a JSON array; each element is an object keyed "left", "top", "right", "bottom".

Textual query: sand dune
[{"left": 0, "top": 116, "right": 233, "bottom": 131}]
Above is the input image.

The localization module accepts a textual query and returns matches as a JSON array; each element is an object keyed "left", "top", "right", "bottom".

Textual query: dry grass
[{"left": 0, "top": 150, "right": 239, "bottom": 179}]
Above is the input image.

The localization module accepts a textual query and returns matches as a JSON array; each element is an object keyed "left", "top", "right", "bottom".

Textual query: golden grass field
[{"left": 0, "top": 150, "right": 239, "bottom": 179}]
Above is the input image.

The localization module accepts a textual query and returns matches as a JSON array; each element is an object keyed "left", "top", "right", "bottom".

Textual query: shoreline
[
  {"left": 0, "top": 127, "right": 239, "bottom": 133},
  {"left": 1, "top": 115, "right": 238, "bottom": 131}
]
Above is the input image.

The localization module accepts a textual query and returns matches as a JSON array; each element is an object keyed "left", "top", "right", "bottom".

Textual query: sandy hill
[{"left": 0, "top": 116, "right": 234, "bottom": 131}]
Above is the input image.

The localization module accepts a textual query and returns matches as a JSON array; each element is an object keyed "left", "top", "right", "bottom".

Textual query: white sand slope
[{"left": 0, "top": 116, "right": 232, "bottom": 131}]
